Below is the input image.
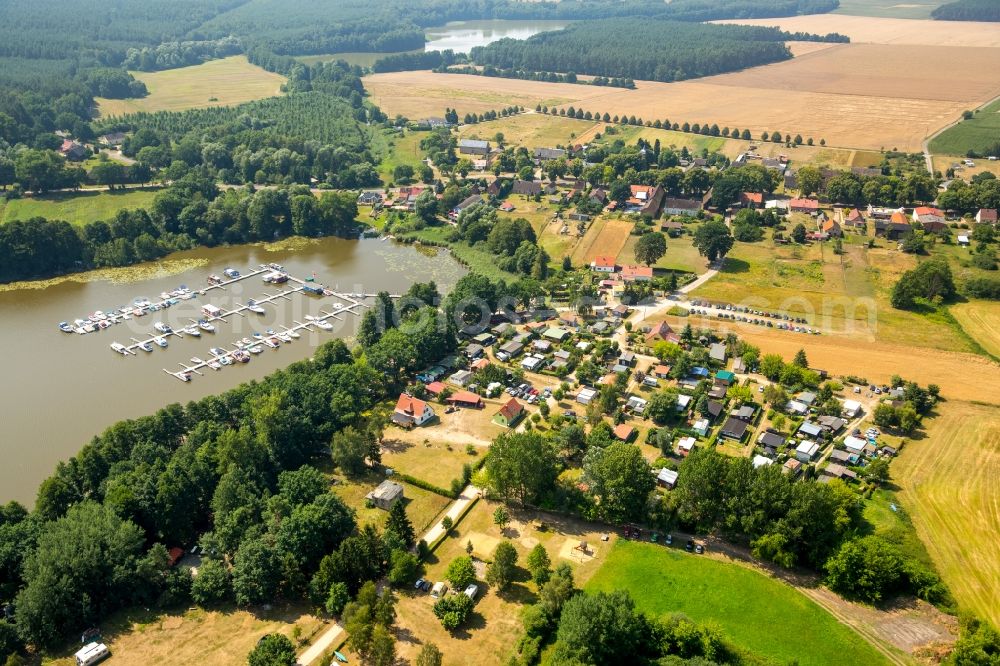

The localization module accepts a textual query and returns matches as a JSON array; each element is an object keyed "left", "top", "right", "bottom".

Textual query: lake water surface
[
  {"left": 424, "top": 19, "right": 570, "bottom": 54},
  {"left": 0, "top": 238, "right": 465, "bottom": 504}
]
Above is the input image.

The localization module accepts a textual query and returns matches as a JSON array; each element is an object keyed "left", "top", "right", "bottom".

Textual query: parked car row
[
  {"left": 622, "top": 525, "right": 704, "bottom": 554},
  {"left": 689, "top": 300, "right": 810, "bottom": 324},
  {"left": 415, "top": 578, "right": 479, "bottom": 600}
]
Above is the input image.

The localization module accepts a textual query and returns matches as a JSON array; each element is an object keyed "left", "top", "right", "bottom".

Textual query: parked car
[
  {"left": 695, "top": 544, "right": 705, "bottom": 554},
  {"left": 430, "top": 582, "right": 448, "bottom": 598},
  {"left": 685, "top": 539, "right": 694, "bottom": 552},
  {"left": 664, "top": 534, "right": 673, "bottom": 545},
  {"left": 464, "top": 584, "right": 479, "bottom": 600},
  {"left": 415, "top": 578, "right": 427, "bottom": 590}
]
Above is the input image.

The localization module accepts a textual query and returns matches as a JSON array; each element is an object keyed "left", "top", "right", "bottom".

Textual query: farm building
[
  {"left": 789, "top": 198, "right": 819, "bottom": 214},
  {"left": 366, "top": 480, "right": 404, "bottom": 510},
  {"left": 458, "top": 139, "right": 490, "bottom": 156},
  {"left": 976, "top": 208, "right": 997, "bottom": 225},
  {"left": 626, "top": 184, "right": 666, "bottom": 217},
  {"left": 662, "top": 197, "right": 701, "bottom": 216},
  {"left": 512, "top": 179, "right": 542, "bottom": 196},
  {"left": 447, "top": 391, "right": 484, "bottom": 408}
]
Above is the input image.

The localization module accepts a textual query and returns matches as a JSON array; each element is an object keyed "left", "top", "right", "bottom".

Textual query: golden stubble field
[
  {"left": 714, "top": 15, "right": 1000, "bottom": 47},
  {"left": 96, "top": 56, "right": 286, "bottom": 117},
  {"left": 892, "top": 401, "right": 1000, "bottom": 629},
  {"left": 365, "top": 41, "right": 1000, "bottom": 151}
]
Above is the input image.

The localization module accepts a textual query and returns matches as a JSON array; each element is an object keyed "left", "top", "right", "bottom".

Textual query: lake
[
  {"left": 0, "top": 238, "right": 465, "bottom": 504},
  {"left": 424, "top": 19, "right": 570, "bottom": 54}
]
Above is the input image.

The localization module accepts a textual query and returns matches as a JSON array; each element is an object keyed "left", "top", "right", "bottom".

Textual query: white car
[{"left": 464, "top": 584, "right": 479, "bottom": 600}]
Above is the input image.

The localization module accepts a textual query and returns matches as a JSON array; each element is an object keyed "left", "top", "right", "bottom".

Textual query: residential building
[
  {"left": 652, "top": 364, "right": 671, "bottom": 379},
  {"left": 758, "top": 430, "right": 785, "bottom": 450},
  {"left": 798, "top": 422, "right": 824, "bottom": 439},
  {"left": 626, "top": 184, "right": 666, "bottom": 217},
  {"left": 843, "top": 435, "right": 867, "bottom": 454},
  {"left": 976, "top": 208, "right": 998, "bottom": 225},
  {"left": 844, "top": 208, "right": 866, "bottom": 229},
  {"left": 677, "top": 436, "right": 696, "bottom": 456},
  {"left": 661, "top": 197, "right": 701, "bottom": 216},
  {"left": 752, "top": 455, "right": 774, "bottom": 469},
  {"left": 59, "top": 139, "right": 88, "bottom": 161},
  {"left": 534, "top": 147, "right": 566, "bottom": 161},
  {"left": 393, "top": 394, "right": 435, "bottom": 427},
  {"left": 842, "top": 399, "right": 862, "bottom": 417},
  {"left": 591, "top": 255, "right": 617, "bottom": 272},
  {"left": 626, "top": 395, "right": 648, "bottom": 414},
  {"left": 614, "top": 424, "right": 636, "bottom": 442},
  {"left": 543, "top": 327, "right": 571, "bottom": 342},
  {"left": 576, "top": 387, "right": 598, "bottom": 404},
  {"left": 498, "top": 341, "right": 524, "bottom": 358},
  {"left": 357, "top": 191, "right": 383, "bottom": 206},
  {"left": 458, "top": 139, "right": 490, "bottom": 156},
  {"left": 449, "top": 370, "right": 473, "bottom": 387},
  {"left": 493, "top": 398, "right": 525, "bottom": 428},
  {"left": 366, "top": 480, "right": 404, "bottom": 510},
  {"left": 709, "top": 343, "right": 727, "bottom": 363},
  {"left": 823, "top": 463, "right": 857, "bottom": 481},
  {"left": 657, "top": 468, "right": 679, "bottom": 489},
  {"left": 789, "top": 198, "right": 820, "bottom": 214},
  {"left": 912, "top": 206, "right": 945, "bottom": 226},
  {"left": 692, "top": 419, "right": 710, "bottom": 436},
  {"left": 447, "top": 390, "right": 484, "bottom": 408},
  {"left": 512, "top": 180, "right": 542, "bottom": 196},
  {"left": 795, "top": 440, "right": 820, "bottom": 462},
  {"left": 720, "top": 417, "right": 750, "bottom": 441},
  {"left": 783, "top": 458, "right": 803, "bottom": 476},
  {"left": 452, "top": 194, "right": 483, "bottom": 217},
  {"left": 620, "top": 265, "right": 653, "bottom": 282},
  {"left": 521, "top": 355, "right": 546, "bottom": 372},
  {"left": 676, "top": 394, "right": 692, "bottom": 412},
  {"left": 739, "top": 192, "right": 763, "bottom": 208}
]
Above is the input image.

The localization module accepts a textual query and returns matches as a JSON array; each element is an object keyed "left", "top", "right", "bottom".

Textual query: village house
[
  {"left": 758, "top": 430, "right": 785, "bottom": 454},
  {"left": 822, "top": 463, "right": 858, "bottom": 481},
  {"left": 458, "top": 139, "right": 490, "bottom": 156},
  {"left": 739, "top": 191, "right": 763, "bottom": 208},
  {"left": 789, "top": 198, "right": 820, "bottom": 214},
  {"left": 705, "top": 399, "right": 724, "bottom": 420},
  {"left": 512, "top": 179, "right": 542, "bottom": 196},
  {"left": 493, "top": 397, "right": 525, "bottom": 428},
  {"left": 611, "top": 304, "right": 631, "bottom": 318},
  {"left": 614, "top": 424, "right": 636, "bottom": 442},
  {"left": 534, "top": 147, "right": 566, "bottom": 162},
  {"left": 521, "top": 354, "right": 546, "bottom": 372},
  {"left": 795, "top": 440, "right": 820, "bottom": 462},
  {"left": 912, "top": 206, "right": 946, "bottom": 229},
  {"left": 715, "top": 369, "right": 736, "bottom": 386},
  {"left": 657, "top": 468, "right": 679, "bottom": 489},
  {"left": 798, "top": 421, "right": 824, "bottom": 439},
  {"left": 451, "top": 194, "right": 483, "bottom": 218},
  {"left": 661, "top": 219, "right": 685, "bottom": 236},
  {"left": 843, "top": 435, "right": 868, "bottom": 455},
  {"left": 875, "top": 210, "right": 912, "bottom": 239},
  {"left": 720, "top": 416, "right": 750, "bottom": 441},
  {"left": 393, "top": 394, "right": 435, "bottom": 427},
  {"left": 357, "top": 191, "right": 383, "bottom": 206},
  {"left": 620, "top": 265, "right": 653, "bottom": 282},
  {"left": 676, "top": 436, "right": 696, "bottom": 456},
  {"left": 497, "top": 340, "right": 524, "bottom": 360},
  {"left": 465, "top": 343, "right": 484, "bottom": 359},
  {"left": 783, "top": 458, "right": 803, "bottom": 477},
  {"left": 652, "top": 364, "right": 671, "bottom": 379},
  {"left": 59, "top": 139, "right": 88, "bottom": 161},
  {"left": 844, "top": 208, "right": 866, "bottom": 230},
  {"left": 366, "top": 480, "right": 404, "bottom": 510},
  {"left": 591, "top": 255, "right": 617, "bottom": 273},
  {"left": 661, "top": 197, "right": 701, "bottom": 216},
  {"left": 449, "top": 369, "right": 473, "bottom": 387},
  {"left": 395, "top": 185, "right": 425, "bottom": 211},
  {"left": 646, "top": 321, "right": 680, "bottom": 344},
  {"left": 99, "top": 131, "right": 128, "bottom": 147},
  {"left": 819, "top": 217, "right": 842, "bottom": 238},
  {"left": 626, "top": 184, "right": 666, "bottom": 217},
  {"left": 976, "top": 208, "right": 998, "bottom": 225}
]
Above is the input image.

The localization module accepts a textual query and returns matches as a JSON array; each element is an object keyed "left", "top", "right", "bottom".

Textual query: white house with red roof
[
  {"left": 591, "top": 255, "right": 618, "bottom": 272},
  {"left": 620, "top": 265, "right": 653, "bottom": 282},
  {"left": 789, "top": 198, "right": 819, "bottom": 213},
  {"left": 393, "top": 393, "right": 435, "bottom": 427}
]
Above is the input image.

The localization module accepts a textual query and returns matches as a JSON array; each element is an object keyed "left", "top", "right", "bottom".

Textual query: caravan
[{"left": 74, "top": 642, "right": 110, "bottom": 666}]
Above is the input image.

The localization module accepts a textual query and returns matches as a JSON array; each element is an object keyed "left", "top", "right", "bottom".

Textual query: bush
[
  {"left": 191, "top": 558, "right": 232, "bottom": 606},
  {"left": 433, "top": 593, "right": 474, "bottom": 630},
  {"left": 248, "top": 633, "right": 296, "bottom": 666},
  {"left": 387, "top": 550, "right": 421, "bottom": 588},
  {"left": 445, "top": 556, "right": 476, "bottom": 589}
]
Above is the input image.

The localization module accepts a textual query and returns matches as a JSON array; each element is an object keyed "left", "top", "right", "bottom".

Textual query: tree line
[
  {"left": 0, "top": 176, "right": 360, "bottom": 283},
  {"left": 932, "top": 0, "right": 1000, "bottom": 21},
  {"left": 470, "top": 20, "right": 846, "bottom": 83}
]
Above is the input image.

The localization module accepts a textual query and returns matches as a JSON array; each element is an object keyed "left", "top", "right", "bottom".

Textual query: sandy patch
[{"left": 558, "top": 537, "right": 600, "bottom": 563}]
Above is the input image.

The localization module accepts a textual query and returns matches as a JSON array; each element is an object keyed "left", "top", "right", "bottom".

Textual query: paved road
[
  {"left": 420, "top": 484, "right": 482, "bottom": 549},
  {"left": 296, "top": 623, "right": 345, "bottom": 666}
]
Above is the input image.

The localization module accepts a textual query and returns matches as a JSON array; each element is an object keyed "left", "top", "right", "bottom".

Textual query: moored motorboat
[
  {"left": 97, "top": 320, "right": 112, "bottom": 330},
  {"left": 277, "top": 333, "right": 292, "bottom": 343},
  {"left": 263, "top": 338, "right": 279, "bottom": 348},
  {"left": 233, "top": 350, "right": 251, "bottom": 363},
  {"left": 110, "top": 342, "right": 128, "bottom": 355},
  {"left": 208, "top": 361, "right": 222, "bottom": 370},
  {"left": 247, "top": 300, "right": 266, "bottom": 314},
  {"left": 315, "top": 320, "right": 334, "bottom": 331},
  {"left": 154, "top": 337, "right": 168, "bottom": 348},
  {"left": 248, "top": 345, "right": 263, "bottom": 354},
  {"left": 191, "top": 357, "right": 205, "bottom": 365},
  {"left": 286, "top": 329, "right": 301, "bottom": 339},
  {"left": 177, "top": 371, "right": 192, "bottom": 382},
  {"left": 219, "top": 355, "right": 233, "bottom": 366},
  {"left": 209, "top": 347, "right": 226, "bottom": 357},
  {"left": 184, "top": 326, "right": 201, "bottom": 337},
  {"left": 224, "top": 268, "right": 240, "bottom": 279},
  {"left": 138, "top": 341, "right": 153, "bottom": 352},
  {"left": 154, "top": 322, "right": 172, "bottom": 334},
  {"left": 198, "top": 320, "right": 215, "bottom": 333},
  {"left": 58, "top": 322, "right": 74, "bottom": 333}
]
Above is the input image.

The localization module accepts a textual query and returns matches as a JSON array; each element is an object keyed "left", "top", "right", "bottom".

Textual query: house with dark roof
[
  {"left": 59, "top": 140, "right": 88, "bottom": 161},
  {"left": 512, "top": 180, "right": 542, "bottom": 196},
  {"left": 705, "top": 399, "right": 724, "bottom": 420},
  {"left": 720, "top": 416, "right": 750, "bottom": 441},
  {"left": 459, "top": 139, "right": 490, "bottom": 156},
  {"left": 758, "top": 430, "right": 785, "bottom": 450},
  {"left": 875, "top": 210, "right": 912, "bottom": 239},
  {"left": 534, "top": 147, "right": 566, "bottom": 161}
]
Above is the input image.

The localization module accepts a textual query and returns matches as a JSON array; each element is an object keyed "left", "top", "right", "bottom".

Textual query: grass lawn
[
  {"left": 1, "top": 189, "right": 160, "bottom": 226},
  {"left": 393, "top": 500, "right": 613, "bottom": 665},
  {"left": 95, "top": 56, "right": 285, "bottom": 117},
  {"left": 587, "top": 540, "right": 889, "bottom": 666},
  {"left": 929, "top": 97, "right": 1000, "bottom": 157},
  {"left": 457, "top": 113, "right": 599, "bottom": 150},
  {"left": 619, "top": 230, "right": 705, "bottom": 274},
  {"left": 331, "top": 471, "right": 451, "bottom": 535},
  {"left": 42, "top": 604, "right": 323, "bottom": 666},
  {"left": 892, "top": 401, "right": 1000, "bottom": 628},
  {"left": 382, "top": 427, "right": 484, "bottom": 490},
  {"left": 372, "top": 128, "right": 428, "bottom": 186}
]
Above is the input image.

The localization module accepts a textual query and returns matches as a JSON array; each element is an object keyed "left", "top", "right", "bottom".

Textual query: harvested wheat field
[
  {"left": 706, "top": 44, "right": 1000, "bottom": 104},
  {"left": 786, "top": 41, "right": 841, "bottom": 57},
  {"left": 951, "top": 301, "right": 1000, "bottom": 358},
  {"left": 893, "top": 401, "right": 1000, "bottom": 629},
  {"left": 714, "top": 15, "right": 1000, "bottom": 47},
  {"left": 570, "top": 217, "right": 633, "bottom": 266},
  {"left": 363, "top": 71, "right": 605, "bottom": 119},
  {"left": 657, "top": 314, "right": 1000, "bottom": 404}
]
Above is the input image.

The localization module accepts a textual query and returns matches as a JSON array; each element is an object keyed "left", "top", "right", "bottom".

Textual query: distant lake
[{"left": 424, "top": 19, "right": 571, "bottom": 54}]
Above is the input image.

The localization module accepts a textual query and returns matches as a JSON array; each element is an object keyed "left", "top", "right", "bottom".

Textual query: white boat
[
  {"left": 110, "top": 342, "right": 128, "bottom": 355},
  {"left": 58, "top": 322, "right": 74, "bottom": 333},
  {"left": 198, "top": 320, "right": 215, "bottom": 333},
  {"left": 263, "top": 338, "right": 279, "bottom": 348},
  {"left": 191, "top": 357, "right": 205, "bottom": 365},
  {"left": 304, "top": 314, "right": 317, "bottom": 321},
  {"left": 286, "top": 329, "right": 301, "bottom": 339},
  {"left": 154, "top": 337, "right": 168, "bottom": 348},
  {"left": 247, "top": 301, "right": 266, "bottom": 314},
  {"left": 277, "top": 333, "right": 292, "bottom": 343},
  {"left": 154, "top": 322, "right": 172, "bottom": 334},
  {"left": 97, "top": 320, "right": 112, "bottom": 330},
  {"left": 138, "top": 341, "right": 153, "bottom": 352},
  {"left": 224, "top": 268, "right": 240, "bottom": 279},
  {"left": 315, "top": 320, "right": 334, "bottom": 331},
  {"left": 177, "top": 371, "right": 191, "bottom": 382},
  {"left": 248, "top": 345, "right": 264, "bottom": 354},
  {"left": 219, "top": 355, "right": 233, "bottom": 366},
  {"left": 209, "top": 347, "right": 226, "bottom": 357},
  {"left": 184, "top": 326, "right": 201, "bottom": 337},
  {"left": 160, "top": 292, "right": 172, "bottom": 301}
]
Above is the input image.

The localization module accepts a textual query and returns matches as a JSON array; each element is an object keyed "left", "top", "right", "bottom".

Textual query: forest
[
  {"left": 931, "top": 0, "right": 1000, "bottom": 21},
  {"left": 0, "top": 177, "right": 360, "bottom": 283},
  {"left": 470, "top": 20, "right": 843, "bottom": 82}
]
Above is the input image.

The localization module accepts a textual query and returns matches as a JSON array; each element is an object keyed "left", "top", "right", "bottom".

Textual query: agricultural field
[
  {"left": 364, "top": 45, "right": 1000, "bottom": 151},
  {"left": 950, "top": 300, "right": 1000, "bottom": 358},
  {"left": 833, "top": 0, "right": 944, "bottom": 19},
  {"left": 95, "top": 56, "right": 286, "bottom": 117},
  {"left": 0, "top": 189, "right": 160, "bottom": 226},
  {"left": 297, "top": 51, "right": 420, "bottom": 67},
  {"left": 457, "top": 113, "right": 600, "bottom": 150},
  {"left": 362, "top": 71, "right": 605, "bottom": 121},
  {"left": 569, "top": 217, "right": 633, "bottom": 267},
  {"left": 43, "top": 605, "right": 322, "bottom": 666},
  {"left": 587, "top": 540, "right": 891, "bottom": 666},
  {"left": 713, "top": 16, "right": 1000, "bottom": 47},
  {"left": 929, "top": 97, "right": 1000, "bottom": 157},
  {"left": 393, "top": 500, "right": 612, "bottom": 665},
  {"left": 892, "top": 401, "right": 1000, "bottom": 628}
]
